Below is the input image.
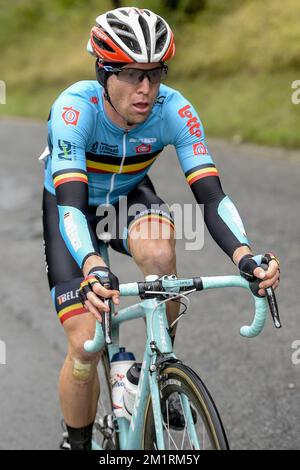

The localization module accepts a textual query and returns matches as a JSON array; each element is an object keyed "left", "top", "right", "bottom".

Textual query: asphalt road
[{"left": 0, "top": 118, "right": 299, "bottom": 450}]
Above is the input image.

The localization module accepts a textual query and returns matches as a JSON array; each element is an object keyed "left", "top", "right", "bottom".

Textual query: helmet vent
[
  {"left": 138, "top": 15, "right": 151, "bottom": 59},
  {"left": 93, "top": 34, "right": 115, "bottom": 52},
  {"left": 107, "top": 15, "right": 142, "bottom": 54},
  {"left": 120, "top": 35, "right": 142, "bottom": 54},
  {"left": 155, "top": 20, "right": 168, "bottom": 54}
]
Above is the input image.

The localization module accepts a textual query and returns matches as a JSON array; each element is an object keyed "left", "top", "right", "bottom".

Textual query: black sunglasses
[{"left": 103, "top": 65, "right": 168, "bottom": 85}]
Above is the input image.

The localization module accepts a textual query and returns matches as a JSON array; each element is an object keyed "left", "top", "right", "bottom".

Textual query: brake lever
[
  {"left": 249, "top": 263, "right": 282, "bottom": 329},
  {"left": 266, "top": 287, "right": 281, "bottom": 329},
  {"left": 101, "top": 281, "right": 112, "bottom": 345},
  {"left": 101, "top": 302, "right": 112, "bottom": 344}
]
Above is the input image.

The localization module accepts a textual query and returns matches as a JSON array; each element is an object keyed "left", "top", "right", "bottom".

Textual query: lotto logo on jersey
[
  {"left": 136, "top": 143, "right": 152, "bottom": 154},
  {"left": 62, "top": 107, "right": 80, "bottom": 126},
  {"left": 178, "top": 104, "right": 202, "bottom": 138},
  {"left": 193, "top": 142, "right": 208, "bottom": 155}
]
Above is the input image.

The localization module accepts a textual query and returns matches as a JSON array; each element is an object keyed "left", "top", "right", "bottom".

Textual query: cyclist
[{"left": 42, "top": 7, "right": 280, "bottom": 450}]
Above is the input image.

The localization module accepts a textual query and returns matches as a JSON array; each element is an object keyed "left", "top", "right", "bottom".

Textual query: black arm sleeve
[
  {"left": 55, "top": 176, "right": 101, "bottom": 268},
  {"left": 190, "top": 175, "right": 250, "bottom": 259}
]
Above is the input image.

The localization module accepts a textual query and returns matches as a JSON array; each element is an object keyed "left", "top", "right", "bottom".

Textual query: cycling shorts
[{"left": 42, "top": 175, "right": 174, "bottom": 325}]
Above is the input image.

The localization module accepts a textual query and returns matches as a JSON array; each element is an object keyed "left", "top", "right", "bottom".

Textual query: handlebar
[{"left": 84, "top": 274, "right": 280, "bottom": 353}]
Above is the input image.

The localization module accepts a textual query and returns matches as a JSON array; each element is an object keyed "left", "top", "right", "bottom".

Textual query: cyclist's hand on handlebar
[
  {"left": 78, "top": 266, "right": 120, "bottom": 322},
  {"left": 238, "top": 253, "right": 280, "bottom": 297}
]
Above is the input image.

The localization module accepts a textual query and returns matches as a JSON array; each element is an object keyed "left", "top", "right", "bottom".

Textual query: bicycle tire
[
  {"left": 93, "top": 347, "right": 120, "bottom": 450},
  {"left": 142, "top": 362, "right": 229, "bottom": 450}
]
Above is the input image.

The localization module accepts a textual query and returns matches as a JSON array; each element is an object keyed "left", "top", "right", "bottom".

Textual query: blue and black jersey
[{"left": 43, "top": 81, "right": 250, "bottom": 268}]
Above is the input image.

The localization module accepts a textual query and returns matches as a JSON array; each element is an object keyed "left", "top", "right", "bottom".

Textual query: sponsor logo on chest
[
  {"left": 135, "top": 143, "right": 152, "bottom": 154},
  {"left": 91, "top": 142, "right": 119, "bottom": 155},
  {"left": 129, "top": 137, "right": 157, "bottom": 144}
]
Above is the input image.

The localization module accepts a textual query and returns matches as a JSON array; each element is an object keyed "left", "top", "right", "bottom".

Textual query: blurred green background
[{"left": 1, "top": 0, "right": 300, "bottom": 147}]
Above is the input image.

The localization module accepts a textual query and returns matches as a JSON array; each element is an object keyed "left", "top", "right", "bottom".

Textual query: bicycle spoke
[
  {"left": 180, "top": 418, "right": 188, "bottom": 450},
  {"left": 179, "top": 394, "right": 191, "bottom": 450},
  {"left": 162, "top": 421, "right": 178, "bottom": 449},
  {"left": 166, "top": 398, "right": 171, "bottom": 450}
]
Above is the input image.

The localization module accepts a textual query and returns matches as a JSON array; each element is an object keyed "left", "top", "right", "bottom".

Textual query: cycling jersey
[{"left": 43, "top": 81, "right": 250, "bottom": 268}]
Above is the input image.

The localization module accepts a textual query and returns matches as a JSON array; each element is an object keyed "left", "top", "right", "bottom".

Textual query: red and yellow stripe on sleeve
[
  {"left": 185, "top": 163, "right": 219, "bottom": 186},
  {"left": 53, "top": 169, "right": 88, "bottom": 189}
]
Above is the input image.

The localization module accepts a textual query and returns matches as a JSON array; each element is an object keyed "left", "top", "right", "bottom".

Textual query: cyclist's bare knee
[
  {"left": 130, "top": 238, "right": 176, "bottom": 276},
  {"left": 67, "top": 344, "right": 101, "bottom": 383}
]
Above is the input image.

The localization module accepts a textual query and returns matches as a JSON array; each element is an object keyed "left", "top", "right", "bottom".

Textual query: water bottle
[
  {"left": 110, "top": 347, "right": 135, "bottom": 418},
  {"left": 123, "top": 362, "right": 142, "bottom": 421}
]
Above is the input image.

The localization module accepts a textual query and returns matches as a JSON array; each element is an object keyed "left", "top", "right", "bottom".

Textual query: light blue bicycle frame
[{"left": 84, "top": 242, "right": 269, "bottom": 450}]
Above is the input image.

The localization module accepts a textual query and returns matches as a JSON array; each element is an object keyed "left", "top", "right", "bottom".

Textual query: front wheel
[{"left": 142, "top": 363, "right": 229, "bottom": 450}]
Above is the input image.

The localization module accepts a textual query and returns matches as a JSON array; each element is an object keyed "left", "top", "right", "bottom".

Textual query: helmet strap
[
  {"left": 104, "top": 86, "right": 134, "bottom": 127},
  {"left": 95, "top": 60, "right": 134, "bottom": 126}
]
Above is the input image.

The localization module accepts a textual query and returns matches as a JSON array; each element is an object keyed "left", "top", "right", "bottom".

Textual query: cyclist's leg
[
  {"left": 59, "top": 313, "right": 102, "bottom": 449},
  {"left": 108, "top": 175, "right": 180, "bottom": 336},
  {"left": 59, "top": 310, "right": 101, "bottom": 426},
  {"left": 42, "top": 188, "right": 103, "bottom": 449}
]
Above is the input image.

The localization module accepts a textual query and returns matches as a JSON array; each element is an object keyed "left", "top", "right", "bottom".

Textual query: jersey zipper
[{"left": 106, "top": 131, "right": 128, "bottom": 205}]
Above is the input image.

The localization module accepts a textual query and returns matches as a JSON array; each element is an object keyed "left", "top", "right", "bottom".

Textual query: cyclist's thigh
[
  {"left": 107, "top": 175, "right": 175, "bottom": 256},
  {"left": 42, "top": 188, "right": 98, "bottom": 334}
]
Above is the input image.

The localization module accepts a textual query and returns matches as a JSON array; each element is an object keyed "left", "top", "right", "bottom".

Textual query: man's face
[{"left": 106, "top": 62, "right": 163, "bottom": 127}]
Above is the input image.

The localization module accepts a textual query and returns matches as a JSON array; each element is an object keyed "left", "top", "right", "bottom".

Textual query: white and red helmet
[{"left": 87, "top": 7, "right": 175, "bottom": 64}]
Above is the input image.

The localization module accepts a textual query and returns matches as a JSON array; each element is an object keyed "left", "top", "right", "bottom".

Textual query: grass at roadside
[
  {"left": 171, "top": 72, "right": 300, "bottom": 148},
  {"left": 1, "top": 0, "right": 300, "bottom": 148}
]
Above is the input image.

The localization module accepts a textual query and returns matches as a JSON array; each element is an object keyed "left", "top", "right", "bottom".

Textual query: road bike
[{"left": 79, "top": 241, "right": 281, "bottom": 451}]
